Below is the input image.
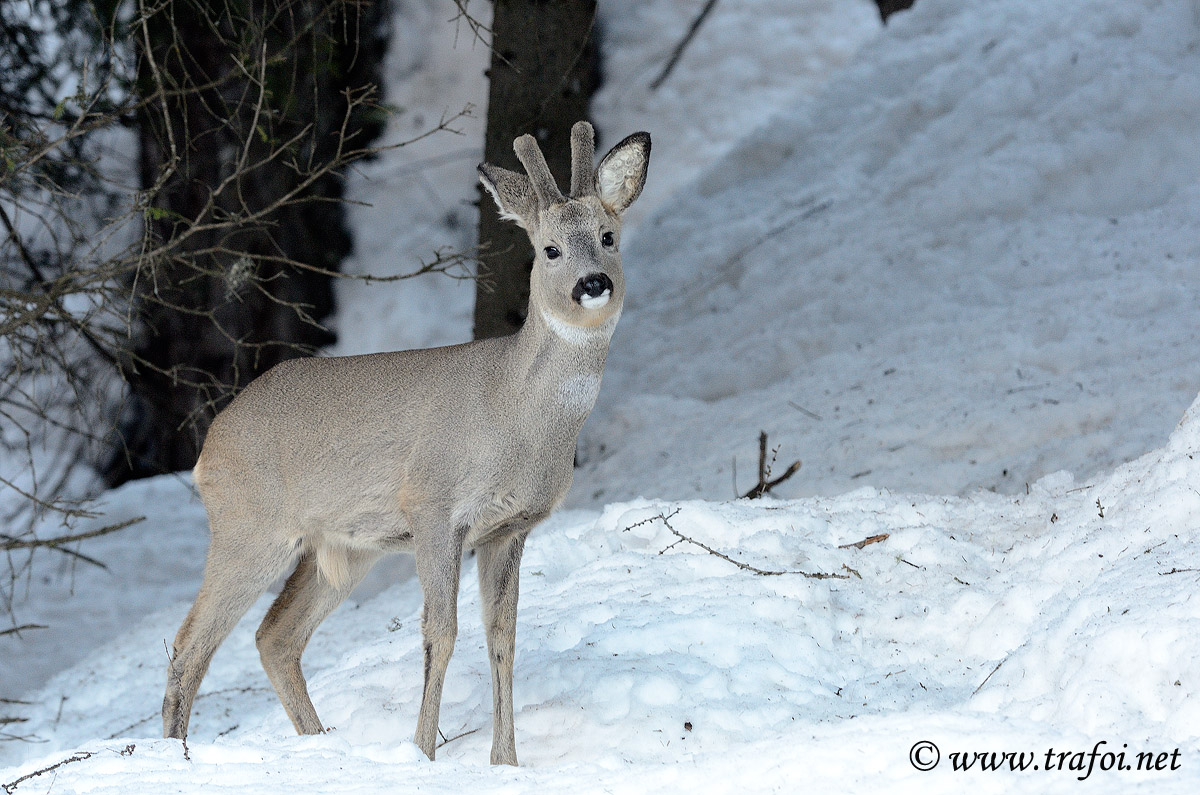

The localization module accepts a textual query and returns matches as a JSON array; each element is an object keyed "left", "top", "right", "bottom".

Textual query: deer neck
[{"left": 505, "top": 302, "right": 619, "bottom": 418}]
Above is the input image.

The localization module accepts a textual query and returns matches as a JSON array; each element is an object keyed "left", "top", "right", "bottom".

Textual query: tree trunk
[
  {"left": 106, "top": 0, "right": 389, "bottom": 483},
  {"left": 474, "top": 0, "right": 601, "bottom": 340}
]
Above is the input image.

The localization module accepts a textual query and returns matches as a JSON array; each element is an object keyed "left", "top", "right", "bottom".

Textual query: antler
[
  {"left": 569, "top": 120, "right": 595, "bottom": 198},
  {"left": 513, "top": 134, "right": 563, "bottom": 209}
]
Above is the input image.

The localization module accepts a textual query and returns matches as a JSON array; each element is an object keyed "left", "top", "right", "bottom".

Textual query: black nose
[{"left": 572, "top": 273, "right": 613, "bottom": 303}]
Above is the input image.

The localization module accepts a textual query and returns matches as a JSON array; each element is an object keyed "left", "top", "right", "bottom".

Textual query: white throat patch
[{"left": 541, "top": 307, "right": 620, "bottom": 346}]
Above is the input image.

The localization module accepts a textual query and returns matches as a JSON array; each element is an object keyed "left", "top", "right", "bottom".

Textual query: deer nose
[{"left": 572, "top": 273, "right": 613, "bottom": 308}]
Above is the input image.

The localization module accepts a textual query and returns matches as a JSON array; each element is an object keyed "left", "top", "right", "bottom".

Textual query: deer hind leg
[
  {"left": 163, "top": 526, "right": 300, "bottom": 739},
  {"left": 255, "top": 545, "right": 380, "bottom": 734},
  {"left": 412, "top": 522, "right": 469, "bottom": 760},
  {"left": 476, "top": 531, "right": 530, "bottom": 766}
]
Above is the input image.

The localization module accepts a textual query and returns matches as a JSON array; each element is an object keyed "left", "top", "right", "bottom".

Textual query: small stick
[
  {"left": 838, "top": 533, "right": 890, "bottom": 550},
  {"left": 0, "top": 624, "right": 48, "bottom": 638},
  {"left": 2, "top": 751, "right": 95, "bottom": 794},
  {"left": 658, "top": 513, "right": 845, "bottom": 580},
  {"left": 742, "top": 431, "right": 801, "bottom": 499},
  {"left": 787, "top": 401, "right": 822, "bottom": 421},
  {"left": 650, "top": 0, "right": 720, "bottom": 90},
  {"left": 437, "top": 726, "right": 480, "bottom": 749},
  {"left": 972, "top": 658, "right": 1005, "bottom": 696},
  {"left": 757, "top": 431, "right": 767, "bottom": 490}
]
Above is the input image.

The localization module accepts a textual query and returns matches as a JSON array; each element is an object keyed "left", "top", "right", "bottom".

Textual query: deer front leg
[
  {"left": 413, "top": 522, "right": 468, "bottom": 760},
  {"left": 476, "top": 531, "right": 530, "bottom": 766}
]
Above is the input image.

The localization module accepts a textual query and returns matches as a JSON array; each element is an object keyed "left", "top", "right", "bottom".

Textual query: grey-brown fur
[{"left": 162, "top": 121, "right": 650, "bottom": 766}]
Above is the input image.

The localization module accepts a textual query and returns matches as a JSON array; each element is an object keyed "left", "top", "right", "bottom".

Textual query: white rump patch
[
  {"left": 579, "top": 289, "right": 611, "bottom": 309},
  {"left": 559, "top": 373, "right": 603, "bottom": 414}
]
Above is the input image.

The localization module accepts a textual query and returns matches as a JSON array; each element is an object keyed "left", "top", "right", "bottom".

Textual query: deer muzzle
[{"left": 573, "top": 273, "right": 613, "bottom": 309}]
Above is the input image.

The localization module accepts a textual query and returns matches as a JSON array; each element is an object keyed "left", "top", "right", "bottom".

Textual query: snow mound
[
  {"left": 580, "top": 0, "right": 1200, "bottom": 506},
  {"left": 4, "top": 393, "right": 1199, "bottom": 792}
]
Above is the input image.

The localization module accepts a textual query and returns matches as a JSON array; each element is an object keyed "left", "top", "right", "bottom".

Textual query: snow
[
  {"left": 4, "top": 399, "right": 1200, "bottom": 791},
  {"left": 580, "top": 0, "right": 1200, "bottom": 505},
  {"left": 5, "top": 0, "right": 1200, "bottom": 792}
]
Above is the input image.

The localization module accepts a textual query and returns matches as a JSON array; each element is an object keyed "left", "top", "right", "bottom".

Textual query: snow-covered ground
[
  {"left": 4, "top": 393, "right": 1199, "bottom": 792},
  {"left": 5, "top": 0, "right": 1200, "bottom": 791}
]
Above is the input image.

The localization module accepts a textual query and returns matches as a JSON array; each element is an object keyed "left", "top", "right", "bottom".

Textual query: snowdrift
[
  {"left": 581, "top": 0, "right": 1200, "bottom": 506},
  {"left": 3, "top": 398, "right": 1199, "bottom": 793}
]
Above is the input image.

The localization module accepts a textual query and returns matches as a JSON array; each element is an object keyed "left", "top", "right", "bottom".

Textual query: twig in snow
[
  {"left": 1159, "top": 567, "right": 1200, "bottom": 576},
  {"left": 838, "top": 533, "right": 890, "bottom": 550},
  {"left": 972, "top": 658, "right": 1005, "bottom": 696},
  {"left": 0, "top": 700, "right": 33, "bottom": 744},
  {"left": 106, "top": 686, "right": 271, "bottom": 741},
  {"left": 656, "top": 513, "right": 846, "bottom": 580},
  {"left": 742, "top": 431, "right": 802, "bottom": 499},
  {"left": 621, "top": 509, "right": 681, "bottom": 533},
  {"left": 787, "top": 401, "right": 822, "bottom": 421},
  {"left": 2, "top": 750, "right": 95, "bottom": 793},
  {"left": 650, "top": 0, "right": 720, "bottom": 90},
  {"left": 437, "top": 726, "right": 480, "bottom": 749},
  {"left": 0, "top": 625, "right": 47, "bottom": 638}
]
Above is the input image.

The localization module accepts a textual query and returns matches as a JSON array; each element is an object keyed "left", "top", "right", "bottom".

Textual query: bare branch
[
  {"left": 742, "top": 431, "right": 802, "bottom": 499},
  {"left": 2, "top": 751, "right": 96, "bottom": 794},
  {"left": 1, "top": 517, "right": 144, "bottom": 553},
  {"left": 838, "top": 534, "right": 890, "bottom": 550},
  {"left": 633, "top": 510, "right": 849, "bottom": 580},
  {"left": 651, "top": 0, "right": 720, "bottom": 90}
]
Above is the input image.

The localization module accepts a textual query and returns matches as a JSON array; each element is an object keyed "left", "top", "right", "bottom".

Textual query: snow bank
[
  {"left": 581, "top": 0, "right": 1200, "bottom": 506},
  {"left": 4, "top": 393, "right": 1198, "bottom": 792}
]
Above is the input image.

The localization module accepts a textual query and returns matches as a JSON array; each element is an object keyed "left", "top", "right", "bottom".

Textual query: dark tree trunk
[
  {"left": 106, "top": 0, "right": 389, "bottom": 483},
  {"left": 474, "top": 0, "right": 601, "bottom": 340},
  {"left": 875, "top": 0, "right": 916, "bottom": 23}
]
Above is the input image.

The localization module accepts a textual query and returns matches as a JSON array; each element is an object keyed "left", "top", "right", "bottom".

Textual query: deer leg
[
  {"left": 412, "top": 522, "right": 468, "bottom": 760},
  {"left": 256, "top": 547, "right": 380, "bottom": 734},
  {"left": 476, "top": 531, "right": 529, "bottom": 766},
  {"left": 164, "top": 529, "right": 299, "bottom": 739}
]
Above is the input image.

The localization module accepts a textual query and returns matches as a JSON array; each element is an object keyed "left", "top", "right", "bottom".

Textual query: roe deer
[{"left": 162, "top": 121, "right": 650, "bottom": 766}]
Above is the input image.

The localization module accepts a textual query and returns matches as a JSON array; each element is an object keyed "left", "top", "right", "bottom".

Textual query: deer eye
[
  {"left": 544, "top": 246, "right": 561, "bottom": 259},
  {"left": 601, "top": 231, "right": 614, "bottom": 247}
]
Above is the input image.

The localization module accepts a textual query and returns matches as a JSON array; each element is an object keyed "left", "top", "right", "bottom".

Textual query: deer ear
[
  {"left": 478, "top": 164, "right": 537, "bottom": 229},
  {"left": 595, "top": 132, "right": 651, "bottom": 215}
]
